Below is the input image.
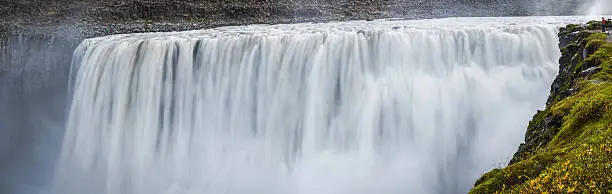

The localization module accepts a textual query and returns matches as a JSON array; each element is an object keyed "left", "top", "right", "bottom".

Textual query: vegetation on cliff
[{"left": 470, "top": 22, "right": 612, "bottom": 193}]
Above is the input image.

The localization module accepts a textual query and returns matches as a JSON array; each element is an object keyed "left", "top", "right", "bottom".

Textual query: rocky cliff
[
  {"left": 0, "top": 0, "right": 586, "bottom": 39},
  {"left": 470, "top": 21, "right": 612, "bottom": 193}
]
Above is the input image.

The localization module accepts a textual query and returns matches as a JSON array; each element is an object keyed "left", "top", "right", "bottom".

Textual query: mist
[
  {"left": 581, "top": 0, "right": 612, "bottom": 15},
  {"left": 0, "top": 34, "right": 76, "bottom": 194},
  {"left": 0, "top": 1, "right": 608, "bottom": 194}
]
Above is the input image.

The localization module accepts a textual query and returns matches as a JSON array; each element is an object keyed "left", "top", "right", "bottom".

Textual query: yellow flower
[{"left": 558, "top": 184, "right": 564, "bottom": 190}]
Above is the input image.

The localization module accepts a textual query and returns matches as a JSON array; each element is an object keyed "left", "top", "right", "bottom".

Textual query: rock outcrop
[
  {"left": 0, "top": 0, "right": 585, "bottom": 39},
  {"left": 470, "top": 21, "right": 612, "bottom": 193}
]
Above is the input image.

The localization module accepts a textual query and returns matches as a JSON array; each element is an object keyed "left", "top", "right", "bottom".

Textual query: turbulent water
[{"left": 46, "top": 16, "right": 592, "bottom": 194}]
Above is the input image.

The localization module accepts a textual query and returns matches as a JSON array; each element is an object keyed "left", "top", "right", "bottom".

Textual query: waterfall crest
[{"left": 54, "top": 17, "right": 588, "bottom": 194}]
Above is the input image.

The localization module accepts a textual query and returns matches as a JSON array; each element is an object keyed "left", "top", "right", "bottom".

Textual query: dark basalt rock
[
  {"left": 508, "top": 26, "right": 600, "bottom": 165},
  {"left": 581, "top": 66, "right": 603, "bottom": 77},
  {"left": 508, "top": 110, "right": 563, "bottom": 165},
  {"left": 0, "top": 0, "right": 591, "bottom": 40},
  {"left": 472, "top": 20, "right": 612, "bottom": 193}
]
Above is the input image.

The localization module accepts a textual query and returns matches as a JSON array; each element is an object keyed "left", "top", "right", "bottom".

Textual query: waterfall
[{"left": 52, "top": 17, "right": 589, "bottom": 194}]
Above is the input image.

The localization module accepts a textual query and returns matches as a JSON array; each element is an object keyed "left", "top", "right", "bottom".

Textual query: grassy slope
[{"left": 470, "top": 23, "right": 612, "bottom": 194}]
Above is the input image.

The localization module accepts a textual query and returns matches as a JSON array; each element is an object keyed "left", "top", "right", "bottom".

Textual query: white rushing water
[{"left": 53, "top": 16, "right": 593, "bottom": 194}]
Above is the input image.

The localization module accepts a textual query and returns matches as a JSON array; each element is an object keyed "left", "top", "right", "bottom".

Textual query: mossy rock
[
  {"left": 471, "top": 24, "right": 612, "bottom": 194},
  {"left": 472, "top": 82, "right": 612, "bottom": 193},
  {"left": 586, "top": 19, "right": 612, "bottom": 31},
  {"left": 471, "top": 150, "right": 564, "bottom": 194},
  {"left": 559, "top": 24, "right": 584, "bottom": 37}
]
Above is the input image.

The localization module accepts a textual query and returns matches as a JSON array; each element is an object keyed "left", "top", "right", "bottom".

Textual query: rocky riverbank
[
  {"left": 0, "top": 0, "right": 433, "bottom": 39},
  {"left": 470, "top": 21, "right": 612, "bottom": 193},
  {"left": 0, "top": 0, "right": 586, "bottom": 39}
]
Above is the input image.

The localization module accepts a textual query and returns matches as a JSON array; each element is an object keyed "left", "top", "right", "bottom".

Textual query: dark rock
[
  {"left": 510, "top": 23, "right": 609, "bottom": 166},
  {"left": 509, "top": 110, "right": 563, "bottom": 165},
  {"left": 2, "top": 0, "right": 576, "bottom": 40},
  {"left": 580, "top": 66, "right": 602, "bottom": 77},
  {"left": 546, "top": 29, "right": 597, "bottom": 107}
]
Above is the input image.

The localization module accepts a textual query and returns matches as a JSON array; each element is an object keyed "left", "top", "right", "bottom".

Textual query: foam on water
[{"left": 53, "top": 16, "right": 594, "bottom": 194}]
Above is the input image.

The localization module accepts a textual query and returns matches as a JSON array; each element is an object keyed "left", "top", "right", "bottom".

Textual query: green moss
[
  {"left": 472, "top": 82, "right": 612, "bottom": 193},
  {"left": 560, "top": 44, "right": 575, "bottom": 58},
  {"left": 585, "top": 33, "right": 606, "bottom": 51},
  {"left": 586, "top": 19, "right": 612, "bottom": 30},
  {"left": 571, "top": 33, "right": 606, "bottom": 75},
  {"left": 527, "top": 110, "right": 548, "bottom": 133},
  {"left": 586, "top": 20, "right": 601, "bottom": 30},
  {"left": 471, "top": 25, "right": 612, "bottom": 194},
  {"left": 508, "top": 142, "right": 612, "bottom": 193},
  {"left": 517, "top": 110, "right": 558, "bottom": 160},
  {"left": 560, "top": 24, "right": 584, "bottom": 37},
  {"left": 565, "top": 24, "right": 580, "bottom": 30},
  {"left": 576, "top": 33, "right": 612, "bottom": 82},
  {"left": 470, "top": 150, "right": 564, "bottom": 194},
  {"left": 591, "top": 42, "right": 612, "bottom": 81},
  {"left": 549, "top": 82, "right": 612, "bottom": 147},
  {"left": 510, "top": 82, "right": 612, "bottom": 193}
]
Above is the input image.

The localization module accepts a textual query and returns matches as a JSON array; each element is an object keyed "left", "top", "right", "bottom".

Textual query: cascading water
[{"left": 52, "top": 16, "right": 591, "bottom": 194}]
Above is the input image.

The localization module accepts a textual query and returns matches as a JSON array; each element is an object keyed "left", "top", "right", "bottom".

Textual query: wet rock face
[
  {"left": 508, "top": 26, "right": 589, "bottom": 165},
  {"left": 509, "top": 23, "right": 609, "bottom": 166},
  {"left": 472, "top": 21, "right": 612, "bottom": 194}
]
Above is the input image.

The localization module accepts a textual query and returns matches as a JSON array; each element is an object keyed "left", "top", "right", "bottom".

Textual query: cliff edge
[{"left": 470, "top": 21, "right": 612, "bottom": 193}]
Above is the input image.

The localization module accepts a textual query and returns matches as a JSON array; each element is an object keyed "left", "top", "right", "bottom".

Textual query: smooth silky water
[{"left": 53, "top": 16, "right": 596, "bottom": 194}]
